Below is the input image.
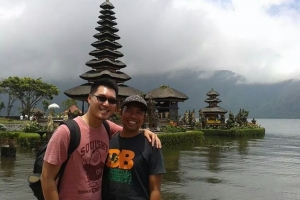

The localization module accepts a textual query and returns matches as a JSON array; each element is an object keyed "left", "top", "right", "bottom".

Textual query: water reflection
[
  {"left": 2, "top": 120, "right": 300, "bottom": 200},
  {"left": 162, "top": 145, "right": 195, "bottom": 200},
  {"left": 0, "top": 157, "right": 16, "bottom": 177},
  {"left": 161, "top": 135, "right": 269, "bottom": 200}
]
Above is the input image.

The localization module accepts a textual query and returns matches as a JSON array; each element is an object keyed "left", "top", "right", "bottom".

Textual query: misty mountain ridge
[{"left": 1, "top": 69, "right": 300, "bottom": 119}]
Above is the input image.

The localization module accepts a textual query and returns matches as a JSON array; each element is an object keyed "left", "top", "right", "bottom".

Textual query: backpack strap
[
  {"left": 103, "top": 120, "right": 111, "bottom": 140},
  {"left": 57, "top": 120, "right": 81, "bottom": 191}
]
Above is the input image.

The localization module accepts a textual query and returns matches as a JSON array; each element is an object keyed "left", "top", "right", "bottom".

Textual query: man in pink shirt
[{"left": 41, "top": 79, "right": 160, "bottom": 200}]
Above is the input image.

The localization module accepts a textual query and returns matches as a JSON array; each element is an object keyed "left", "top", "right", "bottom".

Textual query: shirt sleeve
[
  {"left": 44, "top": 125, "right": 70, "bottom": 166},
  {"left": 149, "top": 147, "right": 166, "bottom": 175},
  {"left": 107, "top": 120, "right": 122, "bottom": 137}
]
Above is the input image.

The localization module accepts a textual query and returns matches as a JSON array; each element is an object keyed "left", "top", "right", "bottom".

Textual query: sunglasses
[{"left": 91, "top": 94, "right": 117, "bottom": 104}]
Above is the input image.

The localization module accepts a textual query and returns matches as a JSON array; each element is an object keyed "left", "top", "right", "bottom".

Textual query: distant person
[
  {"left": 41, "top": 79, "right": 161, "bottom": 200},
  {"left": 103, "top": 95, "right": 166, "bottom": 200}
]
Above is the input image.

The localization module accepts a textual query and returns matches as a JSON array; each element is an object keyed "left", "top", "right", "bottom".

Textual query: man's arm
[
  {"left": 149, "top": 174, "right": 163, "bottom": 200},
  {"left": 41, "top": 161, "right": 61, "bottom": 200},
  {"left": 40, "top": 125, "right": 70, "bottom": 200}
]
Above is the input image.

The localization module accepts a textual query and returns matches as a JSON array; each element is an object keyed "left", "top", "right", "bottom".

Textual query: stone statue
[
  {"left": 47, "top": 112, "right": 54, "bottom": 132},
  {"left": 146, "top": 95, "right": 159, "bottom": 129},
  {"left": 199, "top": 110, "right": 206, "bottom": 129},
  {"left": 190, "top": 109, "right": 196, "bottom": 127},
  {"left": 63, "top": 112, "right": 68, "bottom": 121},
  {"left": 183, "top": 110, "right": 189, "bottom": 124}
]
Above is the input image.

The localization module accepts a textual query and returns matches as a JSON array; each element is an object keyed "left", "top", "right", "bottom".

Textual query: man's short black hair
[{"left": 90, "top": 79, "right": 118, "bottom": 96}]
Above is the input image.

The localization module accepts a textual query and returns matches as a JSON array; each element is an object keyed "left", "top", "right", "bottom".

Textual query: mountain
[
  {"left": 126, "top": 69, "right": 300, "bottom": 119},
  {"left": 1, "top": 70, "right": 300, "bottom": 119}
]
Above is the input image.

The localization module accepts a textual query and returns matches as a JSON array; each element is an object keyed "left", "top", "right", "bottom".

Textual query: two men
[
  {"left": 103, "top": 95, "right": 166, "bottom": 200},
  {"left": 41, "top": 79, "right": 161, "bottom": 200}
]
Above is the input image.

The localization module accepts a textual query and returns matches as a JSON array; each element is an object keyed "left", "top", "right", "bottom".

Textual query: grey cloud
[{"left": 0, "top": 0, "right": 300, "bottom": 83}]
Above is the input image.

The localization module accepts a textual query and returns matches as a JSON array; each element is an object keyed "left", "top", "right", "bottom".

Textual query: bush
[
  {"left": 18, "top": 133, "right": 44, "bottom": 149},
  {"left": 0, "top": 131, "right": 21, "bottom": 139},
  {"left": 201, "top": 128, "right": 265, "bottom": 137},
  {"left": 158, "top": 131, "right": 204, "bottom": 146},
  {"left": 23, "top": 121, "right": 46, "bottom": 133},
  {"left": 0, "top": 123, "right": 7, "bottom": 131},
  {"left": 0, "top": 131, "right": 44, "bottom": 148},
  {"left": 161, "top": 125, "right": 186, "bottom": 133}
]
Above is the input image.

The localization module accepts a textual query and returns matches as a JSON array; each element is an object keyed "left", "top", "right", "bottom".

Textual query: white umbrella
[{"left": 48, "top": 103, "right": 60, "bottom": 109}]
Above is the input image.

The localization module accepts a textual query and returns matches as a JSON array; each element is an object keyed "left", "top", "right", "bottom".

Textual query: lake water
[{"left": 1, "top": 119, "right": 300, "bottom": 200}]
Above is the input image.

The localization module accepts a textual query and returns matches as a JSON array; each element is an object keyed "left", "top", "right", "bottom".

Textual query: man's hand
[{"left": 143, "top": 129, "right": 162, "bottom": 148}]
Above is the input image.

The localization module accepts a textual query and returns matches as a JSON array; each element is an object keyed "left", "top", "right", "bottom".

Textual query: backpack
[{"left": 27, "top": 119, "right": 110, "bottom": 200}]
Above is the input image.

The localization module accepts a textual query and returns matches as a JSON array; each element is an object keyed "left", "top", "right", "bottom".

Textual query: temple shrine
[
  {"left": 64, "top": 0, "right": 143, "bottom": 112},
  {"left": 199, "top": 88, "right": 227, "bottom": 127},
  {"left": 145, "top": 85, "right": 188, "bottom": 121}
]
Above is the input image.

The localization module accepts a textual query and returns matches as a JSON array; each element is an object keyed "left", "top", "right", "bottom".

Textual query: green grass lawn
[{"left": 0, "top": 118, "right": 28, "bottom": 124}]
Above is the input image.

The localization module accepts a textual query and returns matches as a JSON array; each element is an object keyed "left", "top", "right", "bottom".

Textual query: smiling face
[
  {"left": 87, "top": 85, "right": 117, "bottom": 121},
  {"left": 120, "top": 102, "right": 146, "bottom": 134}
]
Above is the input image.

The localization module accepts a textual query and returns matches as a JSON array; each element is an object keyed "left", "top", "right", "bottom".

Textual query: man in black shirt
[{"left": 103, "top": 95, "right": 166, "bottom": 200}]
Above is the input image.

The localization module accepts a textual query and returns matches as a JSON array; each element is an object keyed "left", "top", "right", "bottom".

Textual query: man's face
[
  {"left": 87, "top": 86, "right": 117, "bottom": 121},
  {"left": 121, "top": 103, "right": 145, "bottom": 132}
]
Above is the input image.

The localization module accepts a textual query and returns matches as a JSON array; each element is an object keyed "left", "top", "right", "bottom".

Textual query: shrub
[
  {"left": 158, "top": 131, "right": 204, "bottom": 146},
  {"left": 0, "top": 131, "right": 44, "bottom": 148},
  {"left": 0, "top": 131, "right": 21, "bottom": 139},
  {"left": 201, "top": 128, "right": 265, "bottom": 137},
  {"left": 0, "top": 123, "right": 7, "bottom": 131},
  {"left": 18, "top": 133, "right": 44, "bottom": 149},
  {"left": 23, "top": 121, "right": 46, "bottom": 133},
  {"left": 161, "top": 125, "right": 187, "bottom": 133}
]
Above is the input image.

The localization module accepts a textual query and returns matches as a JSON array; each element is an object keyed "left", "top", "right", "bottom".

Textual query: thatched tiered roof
[
  {"left": 118, "top": 84, "right": 143, "bottom": 98},
  {"left": 64, "top": 0, "right": 141, "bottom": 101},
  {"left": 64, "top": 105, "right": 82, "bottom": 114},
  {"left": 65, "top": 83, "right": 92, "bottom": 101},
  {"left": 80, "top": 70, "right": 131, "bottom": 82},
  {"left": 145, "top": 85, "right": 188, "bottom": 102},
  {"left": 206, "top": 88, "right": 219, "bottom": 96},
  {"left": 200, "top": 88, "right": 227, "bottom": 114},
  {"left": 200, "top": 107, "right": 227, "bottom": 113}
]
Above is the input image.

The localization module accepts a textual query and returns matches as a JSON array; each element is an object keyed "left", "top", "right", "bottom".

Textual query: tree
[
  {"left": 0, "top": 90, "right": 6, "bottom": 116},
  {"left": 6, "top": 94, "right": 17, "bottom": 116},
  {"left": 0, "top": 84, "right": 17, "bottom": 116},
  {"left": 0, "top": 101, "right": 5, "bottom": 115},
  {"left": 0, "top": 77, "right": 60, "bottom": 116},
  {"left": 42, "top": 100, "right": 50, "bottom": 113},
  {"left": 62, "top": 98, "right": 78, "bottom": 111}
]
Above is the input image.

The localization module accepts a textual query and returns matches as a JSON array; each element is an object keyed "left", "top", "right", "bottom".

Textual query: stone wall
[{"left": 4, "top": 124, "right": 25, "bottom": 132}]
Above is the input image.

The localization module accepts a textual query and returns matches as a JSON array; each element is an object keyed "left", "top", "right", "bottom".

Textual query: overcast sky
[{"left": 0, "top": 0, "right": 300, "bottom": 84}]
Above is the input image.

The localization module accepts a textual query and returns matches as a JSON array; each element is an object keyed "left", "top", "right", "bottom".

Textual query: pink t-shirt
[{"left": 44, "top": 117, "right": 122, "bottom": 200}]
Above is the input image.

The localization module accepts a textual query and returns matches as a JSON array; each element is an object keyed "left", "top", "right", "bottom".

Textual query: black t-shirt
[{"left": 102, "top": 132, "right": 166, "bottom": 200}]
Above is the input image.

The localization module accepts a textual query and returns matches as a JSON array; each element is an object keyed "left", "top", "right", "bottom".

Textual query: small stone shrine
[{"left": 199, "top": 88, "right": 227, "bottom": 127}]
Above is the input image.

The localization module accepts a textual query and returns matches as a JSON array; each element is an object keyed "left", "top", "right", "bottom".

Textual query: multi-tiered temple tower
[
  {"left": 199, "top": 88, "right": 228, "bottom": 126},
  {"left": 64, "top": 0, "right": 143, "bottom": 112}
]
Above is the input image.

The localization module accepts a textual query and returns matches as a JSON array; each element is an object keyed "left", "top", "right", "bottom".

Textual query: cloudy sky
[{"left": 0, "top": 0, "right": 300, "bottom": 84}]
